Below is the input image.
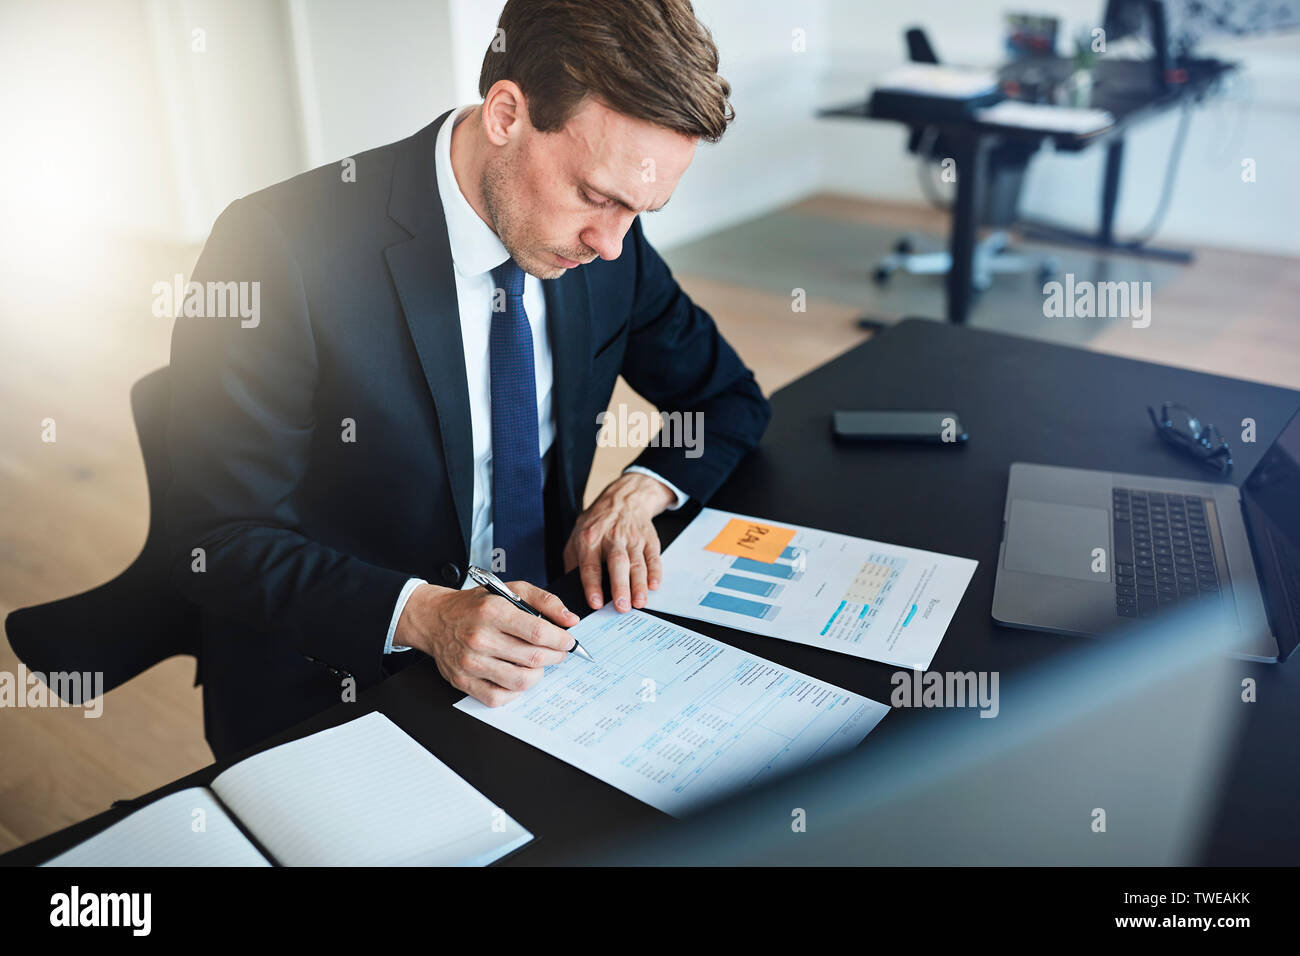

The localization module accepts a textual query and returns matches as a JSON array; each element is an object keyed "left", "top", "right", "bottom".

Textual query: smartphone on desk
[{"left": 832, "top": 410, "right": 968, "bottom": 444}]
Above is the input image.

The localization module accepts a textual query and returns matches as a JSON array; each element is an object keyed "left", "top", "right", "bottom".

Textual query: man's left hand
[{"left": 564, "top": 472, "right": 675, "bottom": 612}]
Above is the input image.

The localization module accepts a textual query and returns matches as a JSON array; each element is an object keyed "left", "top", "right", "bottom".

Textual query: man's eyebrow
[{"left": 584, "top": 182, "right": 670, "bottom": 214}]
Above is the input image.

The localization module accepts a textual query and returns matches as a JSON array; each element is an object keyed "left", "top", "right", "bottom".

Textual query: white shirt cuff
[
  {"left": 623, "top": 466, "right": 689, "bottom": 511},
  {"left": 385, "top": 577, "right": 426, "bottom": 653}
]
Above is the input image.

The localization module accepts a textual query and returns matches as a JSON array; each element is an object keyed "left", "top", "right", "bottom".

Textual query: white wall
[
  {"left": 0, "top": 0, "right": 459, "bottom": 247},
  {"left": 6, "top": 1, "right": 1292, "bottom": 257},
  {"left": 0, "top": 0, "right": 182, "bottom": 245},
  {"left": 447, "top": 0, "right": 503, "bottom": 104},
  {"left": 288, "top": 0, "right": 456, "bottom": 168},
  {"left": 154, "top": 0, "right": 305, "bottom": 240},
  {"left": 817, "top": 0, "right": 1300, "bottom": 256},
  {"left": 645, "top": 0, "right": 829, "bottom": 248}
]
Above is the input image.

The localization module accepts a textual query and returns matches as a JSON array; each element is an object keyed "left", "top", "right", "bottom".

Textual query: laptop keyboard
[{"left": 1112, "top": 488, "right": 1224, "bottom": 618}]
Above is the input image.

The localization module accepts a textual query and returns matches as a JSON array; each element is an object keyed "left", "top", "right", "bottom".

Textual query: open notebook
[{"left": 43, "top": 712, "right": 532, "bottom": 867}]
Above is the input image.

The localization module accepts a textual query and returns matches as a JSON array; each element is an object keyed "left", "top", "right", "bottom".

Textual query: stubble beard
[
  {"left": 482, "top": 154, "right": 597, "bottom": 279},
  {"left": 481, "top": 155, "right": 567, "bottom": 280}
]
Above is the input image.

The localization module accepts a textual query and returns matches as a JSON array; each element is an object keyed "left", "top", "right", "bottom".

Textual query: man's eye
[{"left": 581, "top": 189, "right": 611, "bottom": 208}]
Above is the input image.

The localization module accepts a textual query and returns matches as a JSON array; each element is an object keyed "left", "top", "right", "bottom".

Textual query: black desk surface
[
  {"left": 821, "top": 55, "right": 1234, "bottom": 150},
  {"left": 6, "top": 318, "right": 1298, "bottom": 866}
]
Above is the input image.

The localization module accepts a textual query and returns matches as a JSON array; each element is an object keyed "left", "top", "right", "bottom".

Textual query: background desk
[
  {"left": 5, "top": 318, "right": 1298, "bottom": 866},
  {"left": 821, "top": 56, "right": 1235, "bottom": 324}
]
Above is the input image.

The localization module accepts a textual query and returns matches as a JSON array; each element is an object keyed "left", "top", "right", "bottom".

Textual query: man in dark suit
[{"left": 166, "top": 0, "right": 770, "bottom": 758}]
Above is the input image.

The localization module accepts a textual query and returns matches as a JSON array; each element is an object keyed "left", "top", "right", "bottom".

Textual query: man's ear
[{"left": 481, "top": 80, "right": 527, "bottom": 146}]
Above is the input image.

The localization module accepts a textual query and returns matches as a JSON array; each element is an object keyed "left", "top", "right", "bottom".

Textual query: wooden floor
[{"left": 1, "top": 194, "right": 1297, "bottom": 854}]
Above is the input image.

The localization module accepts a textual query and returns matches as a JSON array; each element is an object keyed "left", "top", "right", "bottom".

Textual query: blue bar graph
[
  {"left": 716, "top": 573, "right": 780, "bottom": 597},
  {"left": 701, "top": 591, "right": 777, "bottom": 620},
  {"left": 731, "top": 557, "right": 795, "bottom": 578}
]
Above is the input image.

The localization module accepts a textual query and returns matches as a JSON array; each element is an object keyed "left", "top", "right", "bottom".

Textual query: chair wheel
[
  {"left": 873, "top": 266, "right": 892, "bottom": 285},
  {"left": 894, "top": 238, "right": 914, "bottom": 254}
]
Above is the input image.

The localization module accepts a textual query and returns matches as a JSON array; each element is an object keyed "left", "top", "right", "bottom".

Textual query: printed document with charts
[
  {"left": 457, "top": 605, "right": 889, "bottom": 817},
  {"left": 647, "top": 508, "right": 978, "bottom": 670}
]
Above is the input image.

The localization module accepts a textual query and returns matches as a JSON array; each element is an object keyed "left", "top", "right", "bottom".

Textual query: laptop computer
[{"left": 992, "top": 407, "right": 1300, "bottom": 662}]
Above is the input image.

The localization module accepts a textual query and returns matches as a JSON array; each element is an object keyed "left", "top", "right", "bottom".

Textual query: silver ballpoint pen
[{"left": 466, "top": 565, "right": 596, "bottom": 663}]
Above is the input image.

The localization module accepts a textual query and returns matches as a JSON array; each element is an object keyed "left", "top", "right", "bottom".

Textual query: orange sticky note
[{"left": 705, "top": 518, "right": 796, "bottom": 564}]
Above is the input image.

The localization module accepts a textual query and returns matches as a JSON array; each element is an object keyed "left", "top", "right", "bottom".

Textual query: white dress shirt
[{"left": 384, "top": 106, "right": 685, "bottom": 653}]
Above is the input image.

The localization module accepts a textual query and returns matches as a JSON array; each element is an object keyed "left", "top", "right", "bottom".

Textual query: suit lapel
[
  {"left": 383, "top": 112, "right": 474, "bottom": 556},
  {"left": 544, "top": 266, "right": 592, "bottom": 518}
]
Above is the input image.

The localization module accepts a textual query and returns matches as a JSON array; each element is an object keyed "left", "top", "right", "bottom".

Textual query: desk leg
[
  {"left": 1099, "top": 137, "right": 1124, "bottom": 246},
  {"left": 946, "top": 136, "right": 988, "bottom": 324},
  {"left": 1017, "top": 133, "right": 1193, "bottom": 264}
]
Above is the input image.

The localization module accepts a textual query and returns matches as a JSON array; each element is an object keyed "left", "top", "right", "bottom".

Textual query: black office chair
[
  {"left": 5, "top": 368, "right": 200, "bottom": 703},
  {"left": 875, "top": 27, "right": 1058, "bottom": 291}
]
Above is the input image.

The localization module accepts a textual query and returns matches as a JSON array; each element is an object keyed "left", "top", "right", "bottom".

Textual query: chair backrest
[
  {"left": 4, "top": 368, "right": 200, "bottom": 702},
  {"left": 905, "top": 26, "right": 939, "bottom": 65},
  {"left": 900, "top": 23, "right": 1037, "bottom": 225},
  {"left": 905, "top": 27, "right": 942, "bottom": 155}
]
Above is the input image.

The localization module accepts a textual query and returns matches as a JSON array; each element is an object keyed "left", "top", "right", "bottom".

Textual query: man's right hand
[{"left": 393, "top": 581, "right": 580, "bottom": 707}]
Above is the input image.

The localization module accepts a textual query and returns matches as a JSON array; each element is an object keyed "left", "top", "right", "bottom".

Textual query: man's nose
[{"left": 581, "top": 214, "right": 634, "bottom": 261}]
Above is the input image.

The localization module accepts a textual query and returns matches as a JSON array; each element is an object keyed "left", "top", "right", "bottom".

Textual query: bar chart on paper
[
  {"left": 699, "top": 546, "right": 805, "bottom": 621},
  {"left": 649, "top": 509, "right": 978, "bottom": 670}
]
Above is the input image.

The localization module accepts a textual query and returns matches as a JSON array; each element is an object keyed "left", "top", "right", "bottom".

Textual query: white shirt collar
[{"left": 434, "top": 105, "right": 510, "bottom": 278}]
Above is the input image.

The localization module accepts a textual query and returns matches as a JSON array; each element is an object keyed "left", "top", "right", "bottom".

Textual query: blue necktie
[{"left": 488, "top": 259, "right": 547, "bottom": 586}]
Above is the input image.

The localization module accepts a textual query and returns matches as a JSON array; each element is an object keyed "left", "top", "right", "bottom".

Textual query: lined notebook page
[
  {"left": 42, "top": 788, "right": 271, "bottom": 867},
  {"left": 210, "top": 712, "right": 531, "bottom": 866}
]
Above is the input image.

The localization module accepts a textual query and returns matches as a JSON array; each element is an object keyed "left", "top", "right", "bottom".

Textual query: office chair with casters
[
  {"left": 4, "top": 368, "right": 200, "bottom": 702},
  {"left": 876, "top": 224, "right": 1056, "bottom": 292},
  {"left": 873, "top": 27, "right": 1059, "bottom": 294}
]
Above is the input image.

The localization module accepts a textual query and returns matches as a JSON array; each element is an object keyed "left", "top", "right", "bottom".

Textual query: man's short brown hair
[{"left": 479, "top": 0, "right": 734, "bottom": 143}]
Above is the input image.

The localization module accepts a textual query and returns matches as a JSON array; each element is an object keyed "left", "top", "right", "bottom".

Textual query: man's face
[{"left": 481, "top": 96, "right": 698, "bottom": 279}]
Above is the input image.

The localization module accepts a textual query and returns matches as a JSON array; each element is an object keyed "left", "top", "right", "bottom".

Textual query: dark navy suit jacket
[{"left": 166, "top": 111, "right": 771, "bottom": 758}]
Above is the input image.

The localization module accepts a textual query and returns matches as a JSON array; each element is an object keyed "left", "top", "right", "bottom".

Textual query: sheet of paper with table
[
  {"left": 455, "top": 605, "right": 889, "bottom": 817},
  {"left": 648, "top": 508, "right": 978, "bottom": 670}
]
